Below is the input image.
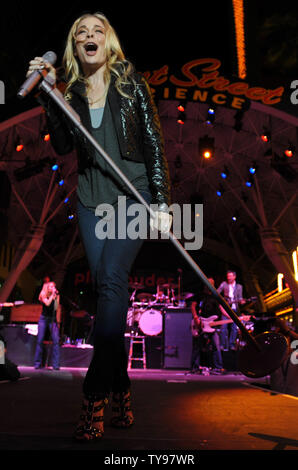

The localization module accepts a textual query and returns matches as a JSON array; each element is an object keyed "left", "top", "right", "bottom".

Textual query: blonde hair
[{"left": 62, "top": 12, "right": 135, "bottom": 100}]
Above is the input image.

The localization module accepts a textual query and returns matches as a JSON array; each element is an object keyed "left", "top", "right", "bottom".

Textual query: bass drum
[{"left": 139, "top": 308, "right": 163, "bottom": 336}]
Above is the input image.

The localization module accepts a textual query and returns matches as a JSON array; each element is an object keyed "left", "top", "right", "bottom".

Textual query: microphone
[{"left": 17, "top": 51, "right": 57, "bottom": 99}]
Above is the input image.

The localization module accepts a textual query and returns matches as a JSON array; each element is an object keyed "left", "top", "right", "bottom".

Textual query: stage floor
[{"left": 1, "top": 367, "right": 298, "bottom": 456}]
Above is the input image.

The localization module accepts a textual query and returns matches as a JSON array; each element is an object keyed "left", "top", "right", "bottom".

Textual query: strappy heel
[
  {"left": 110, "top": 389, "right": 134, "bottom": 428},
  {"left": 74, "top": 395, "right": 109, "bottom": 442}
]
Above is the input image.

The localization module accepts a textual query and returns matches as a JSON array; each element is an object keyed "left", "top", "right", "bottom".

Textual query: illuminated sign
[{"left": 144, "top": 59, "right": 284, "bottom": 110}]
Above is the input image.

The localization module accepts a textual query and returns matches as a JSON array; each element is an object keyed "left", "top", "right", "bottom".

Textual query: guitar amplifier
[{"left": 163, "top": 308, "right": 193, "bottom": 369}]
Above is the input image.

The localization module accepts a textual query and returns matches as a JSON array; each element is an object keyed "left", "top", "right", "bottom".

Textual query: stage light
[
  {"left": 232, "top": 215, "right": 237, "bottom": 222},
  {"left": 58, "top": 179, "right": 64, "bottom": 186},
  {"left": 216, "top": 185, "right": 224, "bottom": 197},
  {"left": 261, "top": 129, "right": 271, "bottom": 143},
  {"left": 43, "top": 133, "right": 50, "bottom": 142},
  {"left": 284, "top": 144, "right": 295, "bottom": 158},
  {"left": 248, "top": 162, "right": 257, "bottom": 175},
  {"left": 177, "top": 102, "right": 186, "bottom": 124},
  {"left": 51, "top": 163, "right": 59, "bottom": 171},
  {"left": 68, "top": 213, "right": 74, "bottom": 220},
  {"left": 206, "top": 106, "right": 216, "bottom": 125},
  {"left": 245, "top": 179, "right": 253, "bottom": 188},
  {"left": 16, "top": 143, "right": 24, "bottom": 152},
  {"left": 64, "top": 197, "right": 69, "bottom": 204},
  {"left": 199, "top": 135, "right": 215, "bottom": 159},
  {"left": 177, "top": 112, "right": 186, "bottom": 125},
  {"left": 203, "top": 150, "right": 212, "bottom": 159},
  {"left": 221, "top": 166, "right": 229, "bottom": 179}
]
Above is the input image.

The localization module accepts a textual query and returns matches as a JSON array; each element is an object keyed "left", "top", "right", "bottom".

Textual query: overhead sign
[{"left": 143, "top": 58, "right": 284, "bottom": 110}]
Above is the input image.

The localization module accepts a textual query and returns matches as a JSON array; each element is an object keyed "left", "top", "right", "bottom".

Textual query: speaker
[{"left": 163, "top": 308, "right": 193, "bottom": 369}]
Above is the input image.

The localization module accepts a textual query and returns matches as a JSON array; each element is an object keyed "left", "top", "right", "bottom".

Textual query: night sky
[{"left": 0, "top": 0, "right": 237, "bottom": 120}]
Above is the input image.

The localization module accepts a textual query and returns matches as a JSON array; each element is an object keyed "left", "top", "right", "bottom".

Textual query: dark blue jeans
[
  {"left": 77, "top": 191, "right": 152, "bottom": 398},
  {"left": 34, "top": 315, "right": 60, "bottom": 369},
  {"left": 191, "top": 331, "right": 223, "bottom": 370}
]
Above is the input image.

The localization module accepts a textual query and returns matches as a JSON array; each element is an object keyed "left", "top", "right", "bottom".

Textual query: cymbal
[
  {"left": 159, "top": 283, "right": 178, "bottom": 289},
  {"left": 179, "top": 292, "right": 194, "bottom": 300},
  {"left": 137, "top": 293, "right": 155, "bottom": 302},
  {"left": 129, "top": 282, "right": 144, "bottom": 290}
]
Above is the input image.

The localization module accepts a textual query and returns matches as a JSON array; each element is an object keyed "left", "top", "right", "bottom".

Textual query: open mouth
[{"left": 84, "top": 42, "right": 98, "bottom": 55}]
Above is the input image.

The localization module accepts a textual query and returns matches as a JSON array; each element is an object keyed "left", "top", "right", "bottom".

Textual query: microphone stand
[{"left": 39, "top": 75, "right": 260, "bottom": 352}]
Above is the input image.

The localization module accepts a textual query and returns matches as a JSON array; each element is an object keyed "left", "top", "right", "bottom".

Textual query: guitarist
[
  {"left": 217, "top": 271, "right": 245, "bottom": 351},
  {"left": 190, "top": 278, "right": 225, "bottom": 374}
]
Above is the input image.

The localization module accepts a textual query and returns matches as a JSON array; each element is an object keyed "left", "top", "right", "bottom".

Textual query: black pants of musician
[{"left": 77, "top": 191, "right": 152, "bottom": 399}]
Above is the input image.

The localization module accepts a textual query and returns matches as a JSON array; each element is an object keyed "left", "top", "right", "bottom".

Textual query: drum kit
[{"left": 127, "top": 281, "right": 194, "bottom": 337}]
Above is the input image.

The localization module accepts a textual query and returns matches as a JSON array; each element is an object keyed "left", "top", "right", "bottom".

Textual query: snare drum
[{"left": 138, "top": 308, "right": 163, "bottom": 336}]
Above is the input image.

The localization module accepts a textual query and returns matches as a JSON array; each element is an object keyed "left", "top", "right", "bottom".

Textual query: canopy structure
[{"left": 0, "top": 88, "right": 297, "bottom": 313}]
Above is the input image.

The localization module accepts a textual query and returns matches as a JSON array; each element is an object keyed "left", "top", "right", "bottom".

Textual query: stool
[{"left": 128, "top": 335, "right": 146, "bottom": 370}]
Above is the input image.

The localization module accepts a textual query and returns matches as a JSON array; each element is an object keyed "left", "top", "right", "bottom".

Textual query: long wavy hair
[{"left": 62, "top": 12, "right": 135, "bottom": 100}]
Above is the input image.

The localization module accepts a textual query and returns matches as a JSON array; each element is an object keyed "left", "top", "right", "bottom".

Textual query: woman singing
[
  {"left": 34, "top": 281, "right": 61, "bottom": 370},
  {"left": 26, "top": 12, "right": 172, "bottom": 441}
]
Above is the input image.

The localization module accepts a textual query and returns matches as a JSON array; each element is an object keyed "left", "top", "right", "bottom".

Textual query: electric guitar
[
  {"left": 192, "top": 314, "right": 252, "bottom": 335},
  {"left": 223, "top": 296, "right": 257, "bottom": 306}
]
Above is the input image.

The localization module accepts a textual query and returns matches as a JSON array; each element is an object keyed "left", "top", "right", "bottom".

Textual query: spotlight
[
  {"left": 177, "top": 112, "right": 186, "bottom": 125},
  {"left": 177, "top": 102, "right": 186, "bottom": 124},
  {"left": 216, "top": 185, "right": 224, "bottom": 197},
  {"left": 199, "top": 135, "right": 215, "bottom": 159},
  {"left": 58, "top": 179, "right": 64, "bottom": 186},
  {"left": 284, "top": 144, "right": 295, "bottom": 158},
  {"left": 16, "top": 143, "right": 24, "bottom": 152},
  {"left": 206, "top": 106, "right": 216, "bottom": 125},
  {"left": 41, "top": 131, "right": 50, "bottom": 142},
  {"left": 261, "top": 128, "right": 271, "bottom": 143},
  {"left": 245, "top": 178, "right": 253, "bottom": 188},
  {"left": 248, "top": 162, "right": 257, "bottom": 175},
  {"left": 51, "top": 162, "right": 59, "bottom": 171},
  {"left": 221, "top": 166, "right": 229, "bottom": 179}
]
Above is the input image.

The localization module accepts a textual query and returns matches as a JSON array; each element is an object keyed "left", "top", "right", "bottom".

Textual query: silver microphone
[{"left": 17, "top": 51, "right": 57, "bottom": 99}]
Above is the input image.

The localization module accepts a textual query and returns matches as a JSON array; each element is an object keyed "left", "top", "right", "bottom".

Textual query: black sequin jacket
[{"left": 40, "top": 70, "right": 171, "bottom": 208}]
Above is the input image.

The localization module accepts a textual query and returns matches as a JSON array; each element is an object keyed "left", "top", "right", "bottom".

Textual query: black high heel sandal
[
  {"left": 74, "top": 395, "right": 109, "bottom": 441},
  {"left": 110, "top": 389, "right": 134, "bottom": 428}
]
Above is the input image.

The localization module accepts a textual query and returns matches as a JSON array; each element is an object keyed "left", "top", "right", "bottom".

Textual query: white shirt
[{"left": 228, "top": 281, "right": 236, "bottom": 310}]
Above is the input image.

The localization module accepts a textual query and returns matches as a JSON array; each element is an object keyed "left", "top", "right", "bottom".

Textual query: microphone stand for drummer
[{"left": 35, "top": 73, "right": 289, "bottom": 379}]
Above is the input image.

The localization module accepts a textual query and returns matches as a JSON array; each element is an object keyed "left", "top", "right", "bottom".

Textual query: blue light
[
  {"left": 64, "top": 197, "right": 69, "bottom": 204},
  {"left": 245, "top": 181, "right": 252, "bottom": 187},
  {"left": 51, "top": 163, "right": 58, "bottom": 171},
  {"left": 221, "top": 171, "right": 227, "bottom": 179},
  {"left": 208, "top": 107, "right": 215, "bottom": 114},
  {"left": 249, "top": 167, "right": 256, "bottom": 175},
  {"left": 58, "top": 179, "right": 64, "bottom": 186},
  {"left": 232, "top": 216, "right": 237, "bottom": 221},
  {"left": 216, "top": 190, "right": 222, "bottom": 197},
  {"left": 68, "top": 214, "right": 74, "bottom": 220}
]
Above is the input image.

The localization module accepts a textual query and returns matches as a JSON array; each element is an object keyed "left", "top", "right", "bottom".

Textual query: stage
[{"left": 1, "top": 366, "right": 298, "bottom": 455}]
